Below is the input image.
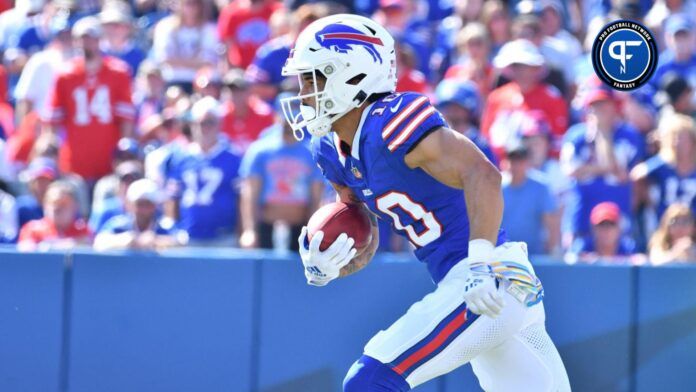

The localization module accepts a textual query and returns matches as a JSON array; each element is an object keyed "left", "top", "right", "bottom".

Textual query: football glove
[
  {"left": 298, "top": 227, "right": 357, "bottom": 286},
  {"left": 462, "top": 239, "right": 505, "bottom": 318}
]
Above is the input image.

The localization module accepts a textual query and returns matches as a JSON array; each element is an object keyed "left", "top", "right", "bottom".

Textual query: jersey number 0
[{"left": 376, "top": 191, "right": 442, "bottom": 247}]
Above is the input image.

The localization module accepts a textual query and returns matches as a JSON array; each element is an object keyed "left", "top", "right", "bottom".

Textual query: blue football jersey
[
  {"left": 644, "top": 155, "right": 696, "bottom": 219},
  {"left": 166, "top": 139, "right": 242, "bottom": 240},
  {"left": 312, "top": 92, "right": 506, "bottom": 283}
]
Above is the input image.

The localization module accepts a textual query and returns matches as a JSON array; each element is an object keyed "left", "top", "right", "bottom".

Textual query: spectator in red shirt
[
  {"left": 42, "top": 16, "right": 135, "bottom": 182},
  {"left": 18, "top": 180, "right": 91, "bottom": 251},
  {"left": 481, "top": 39, "right": 568, "bottom": 159},
  {"left": 395, "top": 43, "right": 429, "bottom": 94},
  {"left": 218, "top": 0, "right": 283, "bottom": 69},
  {"left": 220, "top": 69, "right": 274, "bottom": 152}
]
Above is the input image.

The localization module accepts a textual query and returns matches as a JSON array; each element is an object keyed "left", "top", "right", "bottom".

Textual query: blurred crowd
[{"left": 0, "top": 0, "right": 694, "bottom": 266}]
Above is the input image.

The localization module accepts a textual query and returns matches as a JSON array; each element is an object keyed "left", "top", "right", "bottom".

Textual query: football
[{"left": 307, "top": 202, "right": 373, "bottom": 254}]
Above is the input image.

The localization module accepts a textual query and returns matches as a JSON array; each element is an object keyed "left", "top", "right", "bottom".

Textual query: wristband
[{"left": 468, "top": 239, "right": 495, "bottom": 261}]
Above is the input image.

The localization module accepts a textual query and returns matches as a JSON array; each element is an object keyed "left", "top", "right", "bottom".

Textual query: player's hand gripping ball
[{"left": 298, "top": 203, "right": 373, "bottom": 286}]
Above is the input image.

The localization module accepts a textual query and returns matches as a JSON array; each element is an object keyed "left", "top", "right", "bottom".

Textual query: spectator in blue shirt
[
  {"left": 165, "top": 97, "right": 242, "bottom": 246},
  {"left": 653, "top": 14, "right": 696, "bottom": 90},
  {"left": 561, "top": 87, "right": 645, "bottom": 242},
  {"left": 565, "top": 201, "right": 643, "bottom": 265},
  {"left": 94, "top": 178, "right": 186, "bottom": 251},
  {"left": 239, "top": 107, "right": 324, "bottom": 251},
  {"left": 98, "top": 2, "right": 145, "bottom": 77},
  {"left": 501, "top": 140, "right": 560, "bottom": 256},
  {"left": 631, "top": 114, "right": 696, "bottom": 228}
]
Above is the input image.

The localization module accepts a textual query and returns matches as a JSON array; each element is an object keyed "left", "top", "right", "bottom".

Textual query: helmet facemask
[
  {"left": 281, "top": 59, "right": 371, "bottom": 140},
  {"left": 280, "top": 14, "right": 398, "bottom": 140}
]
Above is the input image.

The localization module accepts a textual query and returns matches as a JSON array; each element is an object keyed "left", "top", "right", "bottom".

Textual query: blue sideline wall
[{"left": 0, "top": 249, "right": 695, "bottom": 392}]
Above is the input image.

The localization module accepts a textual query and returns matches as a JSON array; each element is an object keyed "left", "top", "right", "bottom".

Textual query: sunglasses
[{"left": 669, "top": 216, "right": 694, "bottom": 227}]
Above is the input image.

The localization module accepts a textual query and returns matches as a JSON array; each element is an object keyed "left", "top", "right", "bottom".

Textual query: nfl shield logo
[{"left": 351, "top": 166, "right": 363, "bottom": 179}]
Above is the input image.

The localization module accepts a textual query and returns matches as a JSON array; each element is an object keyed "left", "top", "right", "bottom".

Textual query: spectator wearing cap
[
  {"left": 561, "top": 86, "right": 645, "bottom": 243},
  {"left": 518, "top": 110, "right": 571, "bottom": 202},
  {"left": 94, "top": 178, "right": 186, "bottom": 250},
  {"left": 245, "top": 4, "right": 329, "bottom": 104},
  {"left": 501, "top": 140, "right": 560, "bottom": 256},
  {"left": 220, "top": 69, "right": 275, "bottom": 153},
  {"left": 165, "top": 97, "right": 242, "bottom": 246},
  {"left": 218, "top": 0, "right": 283, "bottom": 69},
  {"left": 91, "top": 137, "right": 143, "bottom": 212},
  {"left": 151, "top": 0, "right": 219, "bottom": 93},
  {"left": 238, "top": 94, "right": 324, "bottom": 250},
  {"left": 631, "top": 114, "right": 696, "bottom": 229},
  {"left": 15, "top": 157, "right": 56, "bottom": 228},
  {"left": 23, "top": 133, "right": 91, "bottom": 218},
  {"left": 434, "top": 79, "right": 497, "bottom": 166},
  {"left": 89, "top": 160, "right": 144, "bottom": 233},
  {"left": 99, "top": 1, "right": 145, "bottom": 78},
  {"left": 18, "top": 180, "right": 91, "bottom": 251},
  {"left": 565, "top": 201, "right": 641, "bottom": 265},
  {"left": 443, "top": 22, "right": 495, "bottom": 99},
  {"left": 12, "top": 13, "right": 73, "bottom": 146},
  {"left": 653, "top": 14, "right": 696, "bottom": 89},
  {"left": 133, "top": 61, "right": 166, "bottom": 134},
  {"left": 649, "top": 203, "right": 696, "bottom": 265},
  {"left": 508, "top": 13, "right": 569, "bottom": 96},
  {"left": 42, "top": 16, "right": 135, "bottom": 182},
  {"left": 481, "top": 39, "right": 568, "bottom": 159}
]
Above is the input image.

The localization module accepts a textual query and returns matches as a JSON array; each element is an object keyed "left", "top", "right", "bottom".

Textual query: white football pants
[{"left": 363, "top": 242, "right": 571, "bottom": 391}]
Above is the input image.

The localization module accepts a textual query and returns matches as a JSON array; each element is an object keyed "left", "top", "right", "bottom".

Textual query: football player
[{"left": 282, "top": 14, "right": 570, "bottom": 391}]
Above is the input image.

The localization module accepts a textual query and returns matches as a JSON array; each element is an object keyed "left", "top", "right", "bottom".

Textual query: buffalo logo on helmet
[{"left": 315, "top": 24, "right": 384, "bottom": 63}]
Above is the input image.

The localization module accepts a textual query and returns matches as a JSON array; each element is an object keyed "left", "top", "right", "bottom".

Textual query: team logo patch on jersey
[
  {"left": 316, "top": 24, "right": 384, "bottom": 63},
  {"left": 591, "top": 20, "right": 658, "bottom": 91},
  {"left": 351, "top": 166, "right": 363, "bottom": 179}
]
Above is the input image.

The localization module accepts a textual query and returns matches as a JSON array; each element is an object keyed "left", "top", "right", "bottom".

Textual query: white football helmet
[{"left": 281, "top": 14, "right": 397, "bottom": 139}]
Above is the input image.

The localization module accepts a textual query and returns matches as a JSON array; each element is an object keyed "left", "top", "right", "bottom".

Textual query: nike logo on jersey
[
  {"left": 362, "top": 189, "right": 373, "bottom": 196},
  {"left": 390, "top": 98, "right": 404, "bottom": 113}
]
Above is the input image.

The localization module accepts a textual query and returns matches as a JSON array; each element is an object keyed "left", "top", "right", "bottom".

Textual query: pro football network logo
[{"left": 591, "top": 20, "right": 658, "bottom": 91}]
